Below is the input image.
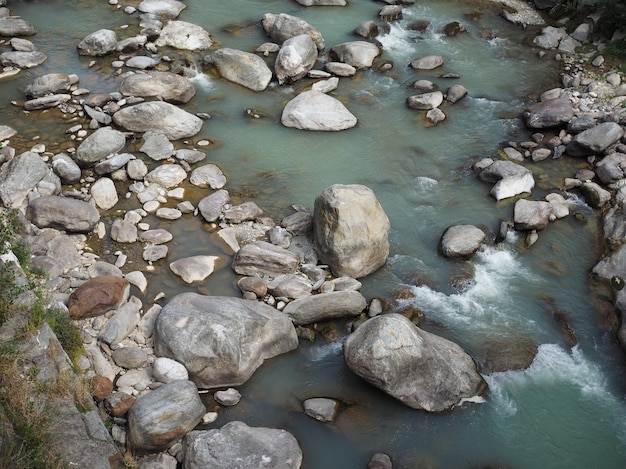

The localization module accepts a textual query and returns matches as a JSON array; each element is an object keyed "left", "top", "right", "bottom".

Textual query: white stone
[
  {"left": 91, "top": 177, "right": 118, "bottom": 210},
  {"left": 152, "top": 357, "right": 189, "bottom": 383}
]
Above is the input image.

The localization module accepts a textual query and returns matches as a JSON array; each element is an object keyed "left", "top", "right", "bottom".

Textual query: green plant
[{"left": 0, "top": 208, "right": 28, "bottom": 326}]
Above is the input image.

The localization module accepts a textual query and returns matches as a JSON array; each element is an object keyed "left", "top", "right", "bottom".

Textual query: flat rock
[
  {"left": 303, "top": 397, "right": 339, "bottom": 422},
  {"left": 410, "top": 55, "right": 444, "bottom": 70},
  {"left": 169, "top": 255, "right": 219, "bottom": 283},
  {"left": 138, "top": 0, "right": 187, "bottom": 18},
  {"left": 155, "top": 20, "right": 212, "bottom": 50},
  {"left": 0, "top": 17, "right": 36, "bottom": 36},
  {"left": 0, "top": 50, "right": 46, "bottom": 68},
  {"left": 330, "top": 41, "right": 380, "bottom": 69},
  {"left": 25, "top": 73, "right": 74, "bottom": 98},
  {"left": 139, "top": 131, "right": 174, "bottom": 161},
  {"left": 190, "top": 164, "right": 226, "bottom": 189},
  {"left": 144, "top": 163, "right": 187, "bottom": 188},
  {"left": 283, "top": 291, "right": 367, "bottom": 325},
  {"left": 232, "top": 240, "right": 299, "bottom": 277}
]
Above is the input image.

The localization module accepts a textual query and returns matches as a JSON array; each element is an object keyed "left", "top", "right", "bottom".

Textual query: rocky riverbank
[{"left": 1, "top": 0, "right": 625, "bottom": 467}]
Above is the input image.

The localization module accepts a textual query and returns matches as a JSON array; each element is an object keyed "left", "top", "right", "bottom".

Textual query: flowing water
[{"left": 3, "top": 0, "right": 626, "bottom": 467}]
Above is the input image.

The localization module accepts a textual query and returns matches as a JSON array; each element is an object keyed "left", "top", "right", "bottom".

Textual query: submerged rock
[{"left": 119, "top": 71, "right": 196, "bottom": 104}]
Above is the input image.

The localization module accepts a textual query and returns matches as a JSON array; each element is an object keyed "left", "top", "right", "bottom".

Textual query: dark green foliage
[{"left": 0, "top": 208, "right": 27, "bottom": 326}]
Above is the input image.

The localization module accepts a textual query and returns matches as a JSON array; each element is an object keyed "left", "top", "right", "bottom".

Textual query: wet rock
[
  {"left": 152, "top": 357, "right": 189, "bottom": 384},
  {"left": 262, "top": 12, "right": 325, "bottom": 51},
  {"left": 154, "top": 293, "right": 298, "bottom": 388},
  {"left": 566, "top": 122, "right": 624, "bottom": 157},
  {"left": 409, "top": 79, "right": 436, "bottom": 92},
  {"left": 197, "top": 189, "right": 230, "bottom": 222},
  {"left": 354, "top": 20, "right": 379, "bottom": 39},
  {"left": 324, "top": 62, "right": 356, "bottom": 77},
  {"left": 119, "top": 70, "right": 196, "bottom": 104},
  {"left": 479, "top": 160, "right": 535, "bottom": 201},
  {"left": 113, "top": 101, "right": 203, "bottom": 140},
  {"left": 344, "top": 314, "right": 487, "bottom": 412},
  {"left": 443, "top": 21, "right": 466, "bottom": 36},
  {"left": 0, "top": 17, "right": 36, "bottom": 36},
  {"left": 143, "top": 245, "right": 168, "bottom": 262},
  {"left": 330, "top": 41, "right": 380, "bottom": 69},
  {"left": 0, "top": 50, "right": 46, "bottom": 68},
  {"left": 275, "top": 34, "right": 318, "bottom": 84},
  {"left": 513, "top": 199, "right": 552, "bottom": 231},
  {"left": 545, "top": 193, "right": 569, "bottom": 219},
  {"left": 281, "top": 90, "right": 357, "bottom": 131},
  {"left": 303, "top": 397, "right": 339, "bottom": 422},
  {"left": 379, "top": 5, "right": 402, "bottom": 22},
  {"left": 407, "top": 91, "right": 443, "bottom": 110},
  {"left": 580, "top": 181, "right": 611, "bottom": 208},
  {"left": 0, "top": 151, "right": 49, "bottom": 208},
  {"left": 206, "top": 48, "right": 273, "bottom": 92},
  {"left": 313, "top": 184, "right": 390, "bottom": 278},
  {"left": 75, "top": 127, "right": 127, "bottom": 168},
  {"left": 312, "top": 76, "right": 339, "bottom": 93},
  {"left": 446, "top": 84, "right": 468, "bottom": 103},
  {"left": 522, "top": 96, "right": 574, "bottom": 129},
  {"left": 223, "top": 201, "right": 263, "bottom": 224},
  {"left": 68, "top": 276, "right": 130, "bottom": 319},
  {"left": 189, "top": 164, "right": 226, "bottom": 189},
  {"left": 155, "top": 20, "right": 212, "bottom": 50},
  {"left": 368, "top": 453, "right": 392, "bottom": 469},
  {"left": 214, "top": 388, "right": 241, "bottom": 406},
  {"left": 128, "top": 380, "right": 206, "bottom": 452},
  {"left": 77, "top": 29, "right": 118, "bottom": 56},
  {"left": 27, "top": 196, "right": 100, "bottom": 233},
  {"left": 475, "top": 335, "right": 538, "bottom": 374},
  {"left": 25, "top": 73, "right": 75, "bottom": 98},
  {"left": 283, "top": 291, "right": 367, "bottom": 325},
  {"left": 232, "top": 240, "right": 299, "bottom": 277},
  {"left": 169, "top": 255, "right": 218, "bottom": 283},
  {"left": 90, "top": 177, "right": 118, "bottom": 210},
  {"left": 409, "top": 55, "right": 444, "bottom": 70},
  {"left": 176, "top": 148, "right": 206, "bottom": 164},
  {"left": 126, "top": 56, "right": 158, "bottom": 69},
  {"left": 440, "top": 225, "right": 486, "bottom": 259},
  {"left": 138, "top": 228, "right": 173, "bottom": 244}
]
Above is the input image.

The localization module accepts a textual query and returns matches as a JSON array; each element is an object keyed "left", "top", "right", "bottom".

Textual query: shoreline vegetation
[{"left": 1, "top": 0, "right": 625, "bottom": 467}]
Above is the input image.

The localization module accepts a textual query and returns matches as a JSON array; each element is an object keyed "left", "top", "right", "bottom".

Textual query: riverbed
[{"left": 2, "top": 0, "right": 626, "bottom": 467}]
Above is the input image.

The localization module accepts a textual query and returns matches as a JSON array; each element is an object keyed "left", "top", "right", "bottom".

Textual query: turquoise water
[{"left": 2, "top": 0, "right": 625, "bottom": 467}]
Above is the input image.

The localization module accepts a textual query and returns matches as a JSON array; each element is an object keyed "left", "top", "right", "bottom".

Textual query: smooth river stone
[{"left": 169, "top": 255, "right": 218, "bottom": 283}]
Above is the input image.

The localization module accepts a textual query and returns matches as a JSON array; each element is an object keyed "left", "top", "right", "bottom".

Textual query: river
[{"left": 2, "top": 0, "right": 626, "bottom": 467}]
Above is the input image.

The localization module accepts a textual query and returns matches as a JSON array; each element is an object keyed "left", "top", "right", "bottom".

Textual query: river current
[{"left": 2, "top": 0, "right": 626, "bottom": 467}]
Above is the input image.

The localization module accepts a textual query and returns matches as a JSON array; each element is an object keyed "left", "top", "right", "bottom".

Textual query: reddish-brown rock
[
  {"left": 90, "top": 376, "right": 113, "bottom": 402},
  {"left": 105, "top": 391, "right": 136, "bottom": 418},
  {"left": 68, "top": 276, "right": 130, "bottom": 319}
]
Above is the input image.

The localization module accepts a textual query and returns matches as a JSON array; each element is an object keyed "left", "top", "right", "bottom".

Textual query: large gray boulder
[
  {"left": 566, "top": 122, "right": 624, "bottom": 157},
  {"left": 0, "top": 18, "right": 36, "bottom": 36},
  {"left": 440, "top": 225, "right": 486, "bottom": 259},
  {"left": 75, "top": 127, "right": 126, "bottom": 167},
  {"left": 154, "top": 293, "right": 298, "bottom": 388},
  {"left": 0, "top": 151, "right": 49, "bottom": 208},
  {"left": 155, "top": 20, "right": 212, "bottom": 50},
  {"left": 206, "top": 48, "right": 272, "bottom": 92},
  {"left": 77, "top": 29, "right": 118, "bottom": 56},
  {"left": 113, "top": 102, "right": 203, "bottom": 140},
  {"left": 313, "top": 184, "right": 390, "bottom": 278},
  {"left": 409, "top": 55, "right": 444, "bottom": 70},
  {"left": 0, "top": 51, "right": 46, "bottom": 68},
  {"left": 25, "top": 73, "right": 75, "bottom": 99},
  {"left": 281, "top": 90, "right": 357, "bottom": 131},
  {"left": 522, "top": 96, "right": 574, "bottom": 129},
  {"left": 407, "top": 91, "right": 444, "bottom": 110},
  {"left": 330, "top": 41, "right": 380, "bottom": 69},
  {"left": 262, "top": 13, "right": 325, "bottom": 51},
  {"left": 119, "top": 71, "right": 196, "bottom": 103},
  {"left": 283, "top": 291, "right": 367, "bottom": 325},
  {"left": 27, "top": 196, "right": 100, "bottom": 233},
  {"left": 183, "top": 422, "right": 303, "bottom": 469},
  {"left": 232, "top": 241, "right": 299, "bottom": 277},
  {"left": 127, "top": 380, "right": 205, "bottom": 452},
  {"left": 595, "top": 152, "right": 626, "bottom": 185},
  {"left": 23, "top": 94, "right": 71, "bottom": 111},
  {"left": 275, "top": 34, "right": 318, "bottom": 84},
  {"left": 344, "top": 314, "right": 487, "bottom": 412}
]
